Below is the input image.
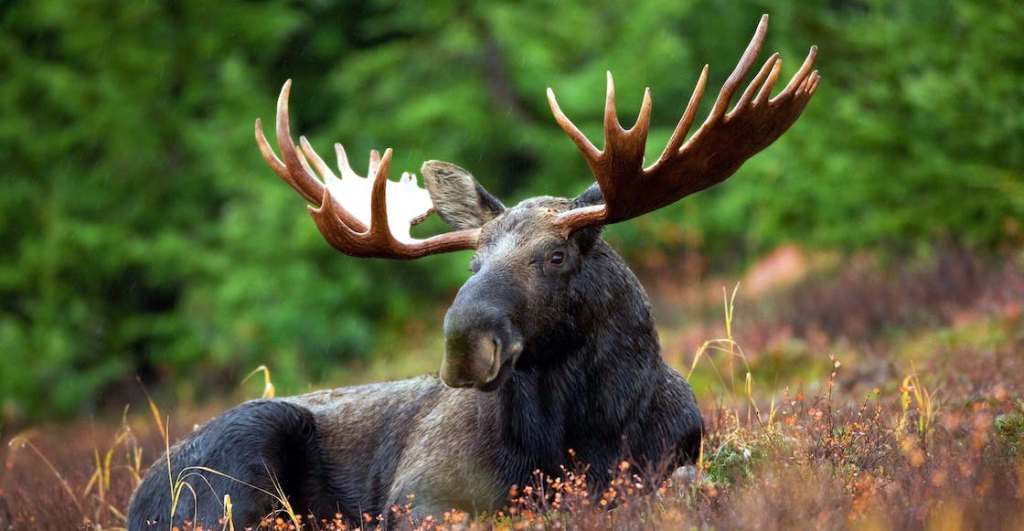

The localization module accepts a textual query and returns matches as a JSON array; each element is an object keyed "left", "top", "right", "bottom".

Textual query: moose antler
[
  {"left": 549, "top": 14, "right": 820, "bottom": 235},
  {"left": 255, "top": 80, "right": 479, "bottom": 258}
]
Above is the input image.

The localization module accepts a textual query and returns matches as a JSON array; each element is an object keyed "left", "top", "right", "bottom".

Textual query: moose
[{"left": 128, "top": 15, "right": 818, "bottom": 529}]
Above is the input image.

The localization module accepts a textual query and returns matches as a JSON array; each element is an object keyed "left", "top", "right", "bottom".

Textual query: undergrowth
[{"left": 2, "top": 254, "right": 1023, "bottom": 530}]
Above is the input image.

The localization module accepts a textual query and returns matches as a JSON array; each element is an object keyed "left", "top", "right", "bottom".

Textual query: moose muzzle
[{"left": 440, "top": 279, "right": 523, "bottom": 390}]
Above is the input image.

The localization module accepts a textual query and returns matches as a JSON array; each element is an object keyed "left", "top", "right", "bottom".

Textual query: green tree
[{"left": 1, "top": 0, "right": 1021, "bottom": 425}]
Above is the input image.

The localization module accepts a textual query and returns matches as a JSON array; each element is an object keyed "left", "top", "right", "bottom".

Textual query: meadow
[{"left": 3, "top": 246, "right": 1022, "bottom": 530}]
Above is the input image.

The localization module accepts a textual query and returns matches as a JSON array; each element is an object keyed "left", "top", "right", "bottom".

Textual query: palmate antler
[
  {"left": 548, "top": 14, "right": 820, "bottom": 235},
  {"left": 255, "top": 81, "right": 479, "bottom": 259},
  {"left": 256, "top": 15, "right": 818, "bottom": 258}
]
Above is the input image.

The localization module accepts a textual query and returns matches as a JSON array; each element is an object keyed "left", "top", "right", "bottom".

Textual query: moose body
[
  {"left": 128, "top": 196, "right": 702, "bottom": 527},
  {"left": 128, "top": 15, "right": 818, "bottom": 529}
]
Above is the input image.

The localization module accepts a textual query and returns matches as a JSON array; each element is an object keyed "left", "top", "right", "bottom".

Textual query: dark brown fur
[{"left": 127, "top": 172, "right": 702, "bottom": 529}]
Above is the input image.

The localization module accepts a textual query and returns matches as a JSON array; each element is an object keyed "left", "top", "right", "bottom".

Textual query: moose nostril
[
  {"left": 485, "top": 336, "right": 504, "bottom": 377},
  {"left": 470, "top": 334, "right": 500, "bottom": 377}
]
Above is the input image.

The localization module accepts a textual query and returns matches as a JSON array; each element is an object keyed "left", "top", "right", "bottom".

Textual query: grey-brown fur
[
  {"left": 127, "top": 167, "right": 703, "bottom": 529},
  {"left": 421, "top": 161, "right": 504, "bottom": 230}
]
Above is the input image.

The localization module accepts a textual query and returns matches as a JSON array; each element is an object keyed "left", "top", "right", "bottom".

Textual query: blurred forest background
[{"left": 1, "top": 0, "right": 1021, "bottom": 427}]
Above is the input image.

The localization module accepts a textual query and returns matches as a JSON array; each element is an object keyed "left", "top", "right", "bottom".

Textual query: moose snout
[
  {"left": 440, "top": 330, "right": 502, "bottom": 388},
  {"left": 440, "top": 303, "right": 522, "bottom": 390}
]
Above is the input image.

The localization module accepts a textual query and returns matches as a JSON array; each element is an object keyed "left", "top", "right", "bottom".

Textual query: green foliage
[
  {"left": 702, "top": 439, "right": 769, "bottom": 486},
  {"left": 1, "top": 0, "right": 1022, "bottom": 423}
]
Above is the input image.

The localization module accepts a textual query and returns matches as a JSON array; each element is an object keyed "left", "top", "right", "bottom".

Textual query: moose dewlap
[{"left": 127, "top": 14, "right": 818, "bottom": 529}]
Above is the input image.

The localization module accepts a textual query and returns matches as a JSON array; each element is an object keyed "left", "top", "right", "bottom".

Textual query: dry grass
[{"left": 2, "top": 249, "right": 1023, "bottom": 530}]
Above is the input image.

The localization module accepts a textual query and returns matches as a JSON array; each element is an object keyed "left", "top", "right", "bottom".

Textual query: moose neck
[{"left": 489, "top": 240, "right": 663, "bottom": 480}]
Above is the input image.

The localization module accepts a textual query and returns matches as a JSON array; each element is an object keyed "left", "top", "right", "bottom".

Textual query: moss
[{"left": 994, "top": 407, "right": 1024, "bottom": 454}]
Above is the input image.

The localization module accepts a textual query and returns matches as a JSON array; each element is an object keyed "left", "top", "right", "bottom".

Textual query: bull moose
[{"left": 128, "top": 15, "right": 818, "bottom": 529}]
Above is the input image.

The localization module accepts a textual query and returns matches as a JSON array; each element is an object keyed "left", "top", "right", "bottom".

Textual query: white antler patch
[{"left": 318, "top": 144, "right": 434, "bottom": 243}]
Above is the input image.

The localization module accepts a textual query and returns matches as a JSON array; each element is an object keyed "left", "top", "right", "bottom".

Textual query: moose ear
[
  {"left": 571, "top": 183, "right": 604, "bottom": 208},
  {"left": 569, "top": 183, "right": 605, "bottom": 253},
  {"left": 421, "top": 161, "right": 505, "bottom": 230}
]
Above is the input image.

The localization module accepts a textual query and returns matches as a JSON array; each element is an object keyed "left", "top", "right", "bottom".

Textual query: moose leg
[{"left": 127, "top": 400, "right": 326, "bottom": 529}]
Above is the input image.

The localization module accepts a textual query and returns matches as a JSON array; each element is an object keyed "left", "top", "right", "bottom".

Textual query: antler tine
[
  {"left": 603, "top": 72, "right": 620, "bottom": 137},
  {"left": 272, "top": 80, "right": 328, "bottom": 206},
  {"left": 773, "top": 45, "right": 818, "bottom": 103},
  {"left": 730, "top": 52, "right": 780, "bottom": 117},
  {"left": 299, "top": 136, "right": 338, "bottom": 182},
  {"left": 807, "top": 72, "right": 821, "bottom": 94},
  {"left": 255, "top": 118, "right": 290, "bottom": 183},
  {"left": 546, "top": 88, "right": 601, "bottom": 162},
  {"left": 634, "top": 87, "right": 653, "bottom": 134},
  {"left": 368, "top": 148, "right": 394, "bottom": 240},
  {"left": 602, "top": 72, "right": 654, "bottom": 137},
  {"left": 754, "top": 58, "right": 783, "bottom": 106},
  {"left": 295, "top": 141, "right": 321, "bottom": 186},
  {"left": 709, "top": 13, "right": 769, "bottom": 121},
  {"left": 335, "top": 143, "right": 354, "bottom": 179},
  {"left": 657, "top": 65, "right": 709, "bottom": 164},
  {"left": 368, "top": 149, "right": 382, "bottom": 179}
]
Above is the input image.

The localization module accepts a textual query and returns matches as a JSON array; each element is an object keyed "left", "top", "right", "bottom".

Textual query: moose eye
[{"left": 548, "top": 251, "right": 565, "bottom": 265}]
